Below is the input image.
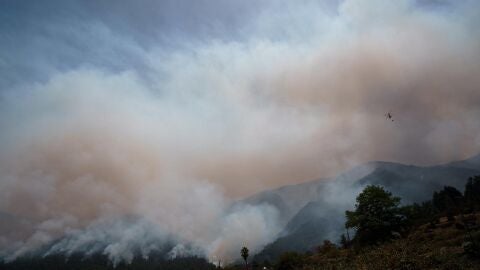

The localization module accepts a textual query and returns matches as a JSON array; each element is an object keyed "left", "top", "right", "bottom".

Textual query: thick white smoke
[{"left": 1, "top": 0, "right": 480, "bottom": 264}]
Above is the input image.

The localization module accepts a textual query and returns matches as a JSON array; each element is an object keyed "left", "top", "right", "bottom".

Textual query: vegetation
[
  {"left": 465, "top": 176, "right": 480, "bottom": 212},
  {"left": 345, "top": 185, "right": 405, "bottom": 246},
  {"left": 241, "top": 246, "right": 249, "bottom": 269},
  {"left": 3, "top": 176, "right": 480, "bottom": 269},
  {"left": 0, "top": 254, "right": 217, "bottom": 270},
  {"left": 225, "top": 175, "right": 480, "bottom": 270}
]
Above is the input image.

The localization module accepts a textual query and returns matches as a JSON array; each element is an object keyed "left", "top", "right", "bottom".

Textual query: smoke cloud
[{"left": 1, "top": 0, "right": 480, "bottom": 264}]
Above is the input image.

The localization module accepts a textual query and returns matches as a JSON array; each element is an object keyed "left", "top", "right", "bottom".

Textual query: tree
[
  {"left": 275, "top": 252, "right": 304, "bottom": 270},
  {"left": 432, "top": 186, "right": 463, "bottom": 216},
  {"left": 345, "top": 185, "right": 404, "bottom": 246},
  {"left": 340, "top": 234, "right": 349, "bottom": 249},
  {"left": 400, "top": 201, "right": 436, "bottom": 227},
  {"left": 316, "top": 240, "right": 336, "bottom": 254},
  {"left": 464, "top": 176, "right": 480, "bottom": 212},
  {"left": 241, "top": 246, "right": 249, "bottom": 269}
]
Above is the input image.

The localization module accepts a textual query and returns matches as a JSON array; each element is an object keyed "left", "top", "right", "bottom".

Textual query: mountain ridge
[{"left": 250, "top": 153, "right": 480, "bottom": 261}]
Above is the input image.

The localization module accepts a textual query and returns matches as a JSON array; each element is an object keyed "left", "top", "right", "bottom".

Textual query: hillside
[
  {"left": 252, "top": 154, "right": 480, "bottom": 261},
  {"left": 225, "top": 175, "right": 480, "bottom": 270},
  {"left": 263, "top": 214, "right": 480, "bottom": 270},
  {"left": 2, "top": 154, "right": 480, "bottom": 269}
]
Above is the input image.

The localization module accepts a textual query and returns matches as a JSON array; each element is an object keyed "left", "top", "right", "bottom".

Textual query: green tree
[
  {"left": 241, "top": 246, "right": 249, "bottom": 269},
  {"left": 345, "top": 185, "right": 404, "bottom": 246},
  {"left": 400, "top": 201, "right": 436, "bottom": 227}
]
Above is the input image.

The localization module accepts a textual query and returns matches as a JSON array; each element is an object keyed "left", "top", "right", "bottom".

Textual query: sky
[{"left": 1, "top": 0, "right": 480, "bottom": 264}]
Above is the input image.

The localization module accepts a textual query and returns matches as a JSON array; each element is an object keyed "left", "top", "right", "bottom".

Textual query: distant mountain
[
  {"left": 238, "top": 179, "right": 327, "bottom": 226},
  {"left": 239, "top": 163, "right": 376, "bottom": 227},
  {"left": 252, "top": 154, "right": 480, "bottom": 262}
]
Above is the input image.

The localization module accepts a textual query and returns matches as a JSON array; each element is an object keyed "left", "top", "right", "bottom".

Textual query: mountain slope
[
  {"left": 253, "top": 154, "right": 480, "bottom": 261},
  {"left": 239, "top": 162, "right": 376, "bottom": 226}
]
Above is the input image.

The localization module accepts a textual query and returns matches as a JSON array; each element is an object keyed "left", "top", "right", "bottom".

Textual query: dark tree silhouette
[
  {"left": 465, "top": 176, "right": 480, "bottom": 212},
  {"left": 241, "top": 246, "right": 249, "bottom": 269},
  {"left": 432, "top": 186, "right": 463, "bottom": 219},
  {"left": 340, "top": 234, "right": 349, "bottom": 249},
  {"left": 345, "top": 185, "right": 404, "bottom": 246}
]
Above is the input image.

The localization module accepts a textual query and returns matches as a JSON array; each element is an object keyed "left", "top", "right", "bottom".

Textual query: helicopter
[{"left": 385, "top": 112, "right": 394, "bottom": 122}]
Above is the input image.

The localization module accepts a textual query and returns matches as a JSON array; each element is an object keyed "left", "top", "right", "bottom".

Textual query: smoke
[{"left": 1, "top": 0, "right": 480, "bottom": 264}]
